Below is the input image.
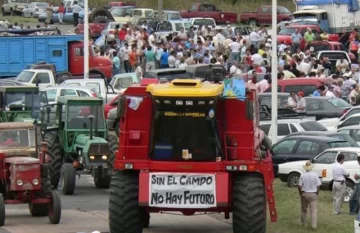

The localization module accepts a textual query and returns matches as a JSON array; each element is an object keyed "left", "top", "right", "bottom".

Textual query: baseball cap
[{"left": 297, "top": 91, "right": 305, "bottom": 97}]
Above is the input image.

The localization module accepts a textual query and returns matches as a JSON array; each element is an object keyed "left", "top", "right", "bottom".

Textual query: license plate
[{"left": 149, "top": 173, "right": 216, "bottom": 209}]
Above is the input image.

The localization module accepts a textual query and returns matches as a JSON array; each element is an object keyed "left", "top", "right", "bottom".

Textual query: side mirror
[{"left": 310, "top": 158, "right": 315, "bottom": 163}]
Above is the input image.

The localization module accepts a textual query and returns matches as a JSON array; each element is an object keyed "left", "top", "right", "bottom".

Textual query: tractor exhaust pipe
[{"left": 88, "top": 115, "right": 95, "bottom": 140}]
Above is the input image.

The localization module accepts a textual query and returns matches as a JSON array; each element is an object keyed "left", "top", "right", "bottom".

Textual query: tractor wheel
[
  {"left": 60, "top": 163, "right": 76, "bottom": 195},
  {"left": 29, "top": 176, "right": 52, "bottom": 217},
  {"left": 45, "top": 134, "right": 63, "bottom": 189},
  {"left": 94, "top": 176, "right": 111, "bottom": 189},
  {"left": 109, "top": 171, "right": 143, "bottom": 233},
  {"left": 140, "top": 208, "right": 150, "bottom": 228},
  {"left": 107, "top": 134, "right": 118, "bottom": 176},
  {"left": 0, "top": 195, "right": 5, "bottom": 226},
  {"left": 48, "top": 190, "right": 61, "bottom": 224},
  {"left": 232, "top": 173, "right": 266, "bottom": 233}
]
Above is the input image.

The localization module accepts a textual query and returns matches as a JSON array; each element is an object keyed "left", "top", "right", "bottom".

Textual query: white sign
[{"left": 149, "top": 173, "right": 216, "bottom": 209}]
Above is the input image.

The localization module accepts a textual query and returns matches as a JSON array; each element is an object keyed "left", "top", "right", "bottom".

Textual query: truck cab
[
  {"left": 14, "top": 69, "right": 56, "bottom": 89},
  {"left": 293, "top": 6, "right": 329, "bottom": 32}
]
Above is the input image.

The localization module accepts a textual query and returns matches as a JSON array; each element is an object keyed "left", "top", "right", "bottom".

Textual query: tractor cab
[
  {"left": 147, "top": 79, "right": 223, "bottom": 161},
  {"left": 0, "top": 121, "right": 43, "bottom": 158},
  {"left": 0, "top": 86, "right": 48, "bottom": 122}
]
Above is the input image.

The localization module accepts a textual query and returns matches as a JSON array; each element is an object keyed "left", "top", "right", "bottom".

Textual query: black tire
[
  {"left": 249, "top": 19, "right": 257, "bottom": 27},
  {"left": 0, "top": 195, "right": 5, "bottom": 226},
  {"left": 60, "top": 163, "right": 76, "bottom": 195},
  {"left": 109, "top": 171, "right": 143, "bottom": 233},
  {"left": 1, "top": 9, "right": 5, "bottom": 16},
  {"left": 287, "top": 172, "right": 300, "bottom": 188},
  {"left": 232, "top": 173, "right": 266, "bottom": 233},
  {"left": 345, "top": 180, "right": 355, "bottom": 203},
  {"left": 45, "top": 133, "right": 63, "bottom": 188},
  {"left": 94, "top": 176, "right": 111, "bottom": 189},
  {"left": 48, "top": 190, "right": 61, "bottom": 224},
  {"left": 29, "top": 176, "right": 52, "bottom": 216},
  {"left": 107, "top": 134, "right": 118, "bottom": 176}
]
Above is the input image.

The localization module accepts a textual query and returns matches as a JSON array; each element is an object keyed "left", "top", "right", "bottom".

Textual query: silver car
[{"left": 22, "top": 2, "right": 48, "bottom": 18}]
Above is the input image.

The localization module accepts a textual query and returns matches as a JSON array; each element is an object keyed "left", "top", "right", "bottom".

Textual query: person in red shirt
[
  {"left": 57, "top": 3, "right": 65, "bottom": 24},
  {"left": 119, "top": 25, "right": 127, "bottom": 47}
]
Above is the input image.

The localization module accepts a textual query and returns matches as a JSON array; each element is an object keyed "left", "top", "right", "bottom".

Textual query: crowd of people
[{"left": 96, "top": 23, "right": 360, "bottom": 106}]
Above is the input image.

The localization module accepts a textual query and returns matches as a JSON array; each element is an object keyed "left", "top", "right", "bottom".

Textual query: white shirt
[
  {"left": 120, "top": 47, "right": 130, "bottom": 60},
  {"left": 325, "top": 91, "right": 335, "bottom": 97},
  {"left": 251, "top": 53, "right": 263, "bottom": 65},
  {"left": 72, "top": 4, "right": 82, "bottom": 13},
  {"left": 287, "top": 97, "right": 297, "bottom": 107},
  {"left": 229, "top": 41, "right": 241, "bottom": 53},
  {"left": 299, "top": 171, "right": 321, "bottom": 192},
  {"left": 298, "top": 61, "right": 311, "bottom": 74},
  {"left": 332, "top": 162, "right": 349, "bottom": 181},
  {"left": 148, "top": 34, "right": 155, "bottom": 47},
  {"left": 296, "top": 97, "right": 306, "bottom": 112},
  {"left": 178, "top": 63, "right": 188, "bottom": 69},
  {"left": 168, "top": 55, "right": 176, "bottom": 68},
  {"left": 249, "top": 31, "right": 260, "bottom": 42}
]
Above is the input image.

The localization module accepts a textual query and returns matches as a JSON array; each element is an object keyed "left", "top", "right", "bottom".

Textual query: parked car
[
  {"left": 106, "top": 107, "right": 119, "bottom": 135},
  {"left": 259, "top": 118, "right": 327, "bottom": 141},
  {"left": 278, "top": 147, "right": 359, "bottom": 201},
  {"left": 337, "top": 125, "right": 360, "bottom": 146},
  {"left": 304, "top": 41, "right": 345, "bottom": 52},
  {"left": 104, "top": 93, "right": 120, "bottom": 120},
  {"left": 271, "top": 135, "right": 351, "bottom": 176},
  {"left": 2, "top": 0, "right": 28, "bottom": 16},
  {"left": 149, "top": 10, "right": 182, "bottom": 21},
  {"left": 284, "top": 131, "right": 358, "bottom": 147},
  {"left": 277, "top": 24, "right": 339, "bottom": 50},
  {"left": 305, "top": 97, "right": 351, "bottom": 120},
  {"left": 240, "top": 5, "right": 292, "bottom": 27},
  {"left": 336, "top": 113, "right": 360, "bottom": 130},
  {"left": 22, "top": 2, "right": 48, "bottom": 18},
  {"left": 316, "top": 50, "right": 351, "bottom": 69},
  {"left": 38, "top": 8, "right": 86, "bottom": 23},
  {"left": 317, "top": 105, "right": 360, "bottom": 131},
  {"left": 105, "top": 1, "right": 135, "bottom": 10},
  {"left": 264, "top": 78, "right": 324, "bottom": 96},
  {"left": 185, "top": 64, "right": 228, "bottom": 81},
  {"left": 110, "top": 72, "right": 140, "bottom": 93},
  {"left": 180, "top": 3, "right": 237, "bottom": 24},
  {"left": 110, "top": 5, "right": 135, "bottom": 23},
  {"left": 143, "top": 68, "right": 192, "bottom": 82},
  {"left": 258, "top": 92, "right": 289, "bottom": 108},
  {"left": 187, "top": 17, "right": 216, "bottom": 28},
  {"left": 77, "top": 8, "right": 115, "bottom": 39},
  {"left": 0, "top": 80, "right": 30, "bottom": 86}
]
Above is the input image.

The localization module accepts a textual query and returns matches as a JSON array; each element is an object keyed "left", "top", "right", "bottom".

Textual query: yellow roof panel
[{"left": 146, "top": 79, "right": 223, "bottom": 97}]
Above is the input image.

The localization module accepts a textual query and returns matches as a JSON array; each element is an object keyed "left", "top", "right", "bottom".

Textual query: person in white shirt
[
  {"left": 332, "top": 153, "right": 350, "bottom": 215},
  {"left": 298, "top": 58, "right": 311, "bottom": 75},
  {"left": 336, "top": 58, "right": 349, "bottom": 73},
  {"left": 148, "top": 32, "right": 156, "bottom": 48},
  {"left": 349, "top": 156, "right": 360, "bottom": 215},
  {"left": 168, "top": 51, "right": 177, "bottom": 68},
  {"left": 249, "top": 31, "right": 260, "bottom": 47},
  {"left": 251, "top": 52, "right": 263, "bottom": 66},
  {"left": 72, "top": 1, "right": 82, "bottom": 26},
  {"left": 177, "top": 27, "right": 187, "bottom": 41},
  {"left": 287, "top": 92, "right": 297, "bottom": 108},
  {"left": 229, "top": 38, "right": 241, "bottom": 62},
  {"left": 295, "top": 91, "right": 306, "bottom": 112},
  {"left": 319, "top": 85, "right": 335, "bottom": 97},
  {"left": 349, "top": 84, "right": 359, "bottom": 105},
  {"left": 298, "top": 160, "right": 321, "bottom": 231}
]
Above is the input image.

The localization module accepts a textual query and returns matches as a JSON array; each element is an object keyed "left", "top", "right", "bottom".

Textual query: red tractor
[
  {"left": 108, "top": 78, "right": 277, "bottom": 233},
  {"left": 0, "top": 122, "right": 61, "bottom": 226}
]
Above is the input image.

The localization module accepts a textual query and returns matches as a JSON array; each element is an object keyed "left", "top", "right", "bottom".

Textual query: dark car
[
  {"left": 305, "top": 97, "right": 351, "bottom": 120},
  {"left": 271, "top": 135, "right": 351, "bottom": 175},
  {"left": 284, "top": 131, "right": 358, "bottom": 147},
  {"left": 258, "top": 92, "right": 289, "bottom": 108},
  {"left": 337, "top": 125, "right": 360, "bottom": 144},
  {"left": 185, "top": 64, "right": 228, "bottom": 81},
  {"left": 143, "top": 69, "right": 192, "bottom": 82}
]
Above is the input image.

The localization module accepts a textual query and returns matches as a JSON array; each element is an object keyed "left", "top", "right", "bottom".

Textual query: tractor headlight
[
  {"left": 17, "top": 180, "right": 23, "bottom": 186},
  {"left": 32, "top": 179, "right": 39, "bottom": 185},
  {"left": 90, "top": 156, "right": 95, "bottom": 160},
  {"left": 102, "top": 155, "right": 107, "bottom": 160}
]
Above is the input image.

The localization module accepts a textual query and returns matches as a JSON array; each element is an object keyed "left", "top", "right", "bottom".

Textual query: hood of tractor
[
  {"left": 0, "top": 147, "right": 37, "bottom": 157},
  {"left": 75, "top": 134, "right": 111, "bottom": 156}
]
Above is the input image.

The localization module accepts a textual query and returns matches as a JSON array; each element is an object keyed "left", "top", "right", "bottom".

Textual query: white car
[
  {"left": 318, "top": 106, "right": 360, "bottom": 131},
  {"left": 40, "top": 86, "right": 100, "bottom": 105},
  {"left": 259, "top": 118, "right": 327, "bottom": 142},
  {"left": 338, "top": 125, "right": 360, "bottom": 146},
  {"left": 278, "top": 147, "right": 360, "bottom": 201}
]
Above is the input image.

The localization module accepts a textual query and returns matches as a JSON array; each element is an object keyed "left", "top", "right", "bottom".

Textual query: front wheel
[
  {"left": 287, "top": 173, "right": 300, "bottom": 188},
  {"left": 109, "top": 171, "right": 143, "bottom": 233},
  {"left": 48, "top": 190, "right": 61, "bottom": 224},
  {"left": 232, "top": 173, "right": 266, "bottom": 233},
  {"left": 0, "top": 195, "right": 5, "bottom": 226},
  {"left": 60, "top": 163, "right": 76, "bottom": 195},
  {"left": 249, "top": 19, "right": 257, "bottom": 27},
  {"left": 94, "top": 176, "right": 110, "bottom": 189}
]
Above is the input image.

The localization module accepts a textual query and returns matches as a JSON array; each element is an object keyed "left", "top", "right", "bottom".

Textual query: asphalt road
[{"left": 0, "top": 175, "right": 233, "bottom": 233}]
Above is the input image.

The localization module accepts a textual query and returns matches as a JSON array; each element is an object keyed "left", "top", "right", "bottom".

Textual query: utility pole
[
  {"left": 271, "top": 0, "right": 278, "bottom": 143},
  {"left": 158, "top": 0, "right": 163, "bottom": 21},
  {"left": 83, "top": 0, "right": 89, "bottom": 79}
]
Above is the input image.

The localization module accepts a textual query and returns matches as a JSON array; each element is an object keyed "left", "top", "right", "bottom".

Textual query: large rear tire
[
  {"left": 109, "top": 171, "right": 143, "bottom": 233},
  {"left": 45, "top": 133, "right": 63, "bottom": 188},
  {"left": 232, "top": 173, "right": 266, "bottom": 233},
  {"left": 0, "top": 195, "right": 5, "bottom": 226},
  {"left": 60, "top": 163, "right": 76, "bottom": 195}
]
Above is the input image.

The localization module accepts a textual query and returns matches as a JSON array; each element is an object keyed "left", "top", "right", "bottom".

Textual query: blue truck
[{"left": 0, "top": 34, "right": 112, "bottom": 79}]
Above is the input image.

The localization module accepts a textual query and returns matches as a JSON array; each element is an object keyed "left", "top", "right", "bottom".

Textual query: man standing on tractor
[{"left": 298, "top": 160, "right": 321, "bottom": 231}]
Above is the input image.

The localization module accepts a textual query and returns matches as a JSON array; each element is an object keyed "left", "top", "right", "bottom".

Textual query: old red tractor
[
  {"left": 0, "top": 121, "right": 61, "bottom": 226},
  {"left": 108, "top": 77, "right": 277, "bottom": 233}
]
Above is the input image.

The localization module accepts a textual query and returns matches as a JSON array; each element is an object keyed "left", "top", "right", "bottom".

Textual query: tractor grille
[{"left": 88, "top": 143, "right": 111, "bottom": 156}]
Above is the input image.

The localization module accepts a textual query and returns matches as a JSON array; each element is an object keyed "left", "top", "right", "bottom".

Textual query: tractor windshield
[
  {"left": 151, "top": 100, "right": 221, "bottom": 161},
  {"left": 67, "top": 105, "right": 105, "bottom": 130},
  {"left": 5, "top": 91, "right": 46, "bottom": 110},
  {"left": 0, "top": 129, "right": 34, "bottom": 148}
]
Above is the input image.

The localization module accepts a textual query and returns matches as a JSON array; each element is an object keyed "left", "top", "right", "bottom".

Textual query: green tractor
[
  {"left": 44, "top": 96, "right": 116, "bottom": 195},
  {"left": 0, "top": 86, "right": 48, "bottom": 122}
]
